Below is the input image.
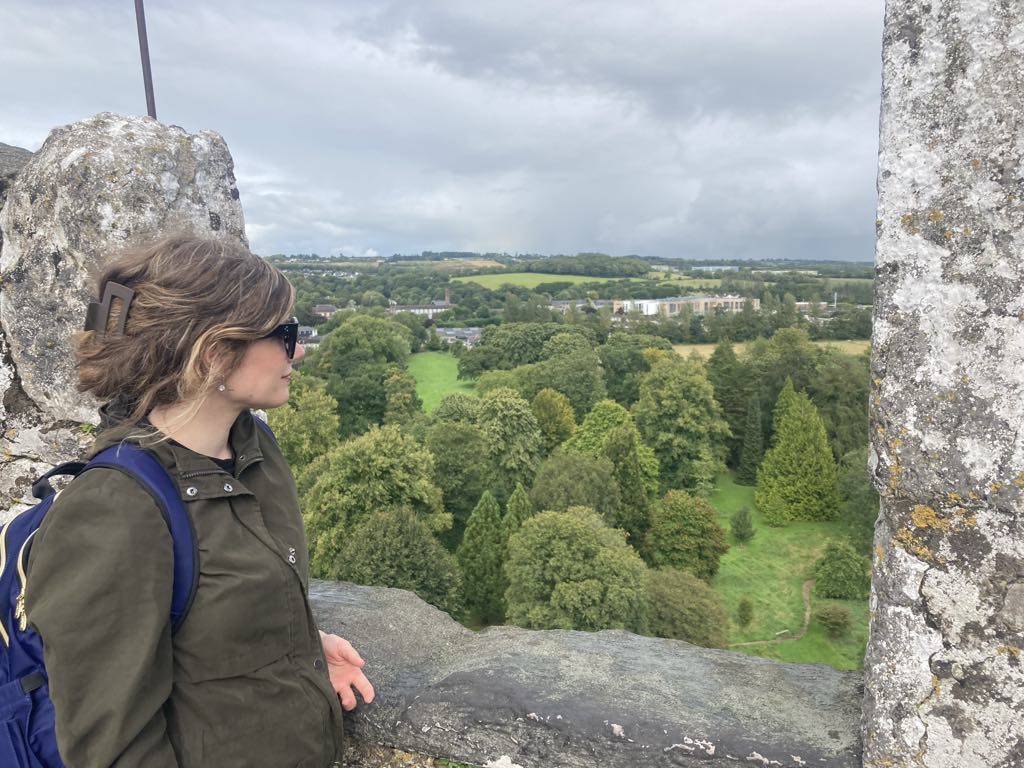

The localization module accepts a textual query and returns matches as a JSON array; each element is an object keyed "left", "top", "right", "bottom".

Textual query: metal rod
[{"left": 134, "top": 0, "right": 157, "bottom": 119}]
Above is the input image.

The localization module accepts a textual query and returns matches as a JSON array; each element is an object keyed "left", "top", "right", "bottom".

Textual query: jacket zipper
[
  {"left": 180, "top": 469, "right": 229, "bottom": 480},
  {"left": 14, "top": 529, "right": 37, "bottom": 633},
  {"left": 0, "top": 522, "right": 9, "bottom": 647}
]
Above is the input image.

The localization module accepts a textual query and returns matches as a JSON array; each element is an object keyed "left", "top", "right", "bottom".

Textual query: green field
[
  {"left": 674, "top": 339, "right": 871, "bottom": 359},
  {"left": 407, "top": 352, "right": 476, "bottom": 411},
  {"left": 646, "top": 272, "right": 724, "bottom": 289},
  {"left": 708, "top": 474, "right": 869, "bottom": 670},
  {"left": 452, "top": 272, "right": 634, "bottom": 289}
]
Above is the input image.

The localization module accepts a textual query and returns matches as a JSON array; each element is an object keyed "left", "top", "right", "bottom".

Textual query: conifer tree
[
  {"left": 735, "top": 394, "right": 763, "bottom": 486},
  {"left": 705, "top": 340, "right": 751, "bottom": 466},
  {"left": 730, "top": 506, "right": 755, "bottom": 544},
  {"left": 503, "top": 483, "right": 534, "bottom": 542},
  {"left": 755, "top": 390, "right": 840, "bottom": 526},
  {"left": 772, "top": 377, "right": 799, "bottom": 435},
  {"left": 737, "top": 597, "right": 754, "bottom": 629},
  {"left": 456, "top": 491, "right": 506, "bottom": 624}
]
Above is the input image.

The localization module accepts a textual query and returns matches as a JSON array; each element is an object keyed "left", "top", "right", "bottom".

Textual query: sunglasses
[{"left": 261, "top": 317, "right": 300, "bottom": 359}]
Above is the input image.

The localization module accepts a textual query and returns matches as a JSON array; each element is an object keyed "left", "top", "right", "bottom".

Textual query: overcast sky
[{"left": 2, "top": 1, "right": 884, "bottom": 261}]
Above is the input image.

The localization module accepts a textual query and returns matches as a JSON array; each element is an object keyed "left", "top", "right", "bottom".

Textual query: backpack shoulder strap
[{"left": 86, "top": 445, "right": 198, "bottom": 633}]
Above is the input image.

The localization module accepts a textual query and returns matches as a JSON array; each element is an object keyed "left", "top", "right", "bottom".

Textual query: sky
[{"left": 1, "top": 1, "right": 885, "bottom": 261}]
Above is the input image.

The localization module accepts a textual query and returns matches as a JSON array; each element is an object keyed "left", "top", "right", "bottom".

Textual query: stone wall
[
  {"left": 312, "top": 581, "right": 862, "bottom": 768},
  {"left": 0, "top": 114, "right": 246, "bottom": 520},
  {"left": 866, "top": 1, "right": 1024, "bottom": 765}
]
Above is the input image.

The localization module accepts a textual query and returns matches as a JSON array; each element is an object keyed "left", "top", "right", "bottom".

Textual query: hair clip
[{"left": 83, "top": 281, "right": 135, "bottom": 336}]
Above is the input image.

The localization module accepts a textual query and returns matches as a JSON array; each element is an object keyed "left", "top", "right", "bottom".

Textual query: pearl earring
[{"left": 217, "top": 384, "right": 226, "bottom": 392}]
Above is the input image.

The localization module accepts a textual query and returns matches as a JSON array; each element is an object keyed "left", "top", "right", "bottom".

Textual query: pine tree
[
  {"left": 456, "top": 491, "right": 506, "bottom": 624},
  {"left": 755, "top": 390, "right": 840, "bottom": 526},
  {"left": 735, "top": 394, "right": 763, "bottom": 486}
]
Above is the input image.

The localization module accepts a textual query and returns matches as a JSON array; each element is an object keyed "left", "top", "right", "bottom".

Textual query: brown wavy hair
[{"left": 75, "top": 234, "right": 294, "bottom": 424}]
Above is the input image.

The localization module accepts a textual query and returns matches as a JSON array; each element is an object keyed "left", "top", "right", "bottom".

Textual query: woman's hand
[{"left": 318, "top": 630, "right": 375, "bottom": 711}]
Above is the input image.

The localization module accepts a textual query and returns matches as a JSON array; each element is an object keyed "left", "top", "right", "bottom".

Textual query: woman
[{"left": 25, "top": 235, "right": 373, "bottom": 767}]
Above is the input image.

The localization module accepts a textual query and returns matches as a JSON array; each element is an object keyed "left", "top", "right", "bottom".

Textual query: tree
[
  {"left": 644, "top": 568, "right": 729, "bottom": 648},
  {"left": 737, "top": 597, "right": 754, "bottom": 629},
  {"left": 527, "top": 348, "right": 607, "bottom": 419},
  {"left": 643, "top": 490, "right": 729, "bottom": 580},
  {"left": 505, "top": 508, "right": 648, "bottom": 632},
  {"left": 601, "top": 423, "right": 654, "bottom": 547},
  {"left": 456, "top": 491, "right": 506, "bottom": 624},
  {"left": 814, "top": 539, "right": 871, "bottom": 599},
  {"left": 755, "top": 389, "right": 840, "bottom": 526},
  {"left": 266, "top": 377, "right": 341, "bottom": 484},
  {"left": 730, "top": 506, "right": 755, "bottom": 544},
  {"left": 596, "top": 332, "right": 673, "bottom": 406},
  {"left": 541, "top": 332, "right": 592, "bottom": 359},
  {"left": 529, "top": 451, "right": 622, "bottom": 526},
  {"left": 503, "top": 482, "right": 534, "bottom": 541},
  {"left": 565, "top": 400, "right": 660, "bottom": 503},
  {"left": 705, "top": 340, "right": 752, "bottom": 466},
  {"left": 338, "top": 507, "right": 462, "bottom": 615},
  {"left": 307, "top": 314, "right": 413, "bottom": 378},
  {"left": 424, "top": 421, "right": 493, "bottom": 550},
  {"left": 432, "top": 392, "right": 481, "bottom": 424},
  {"left": 633, "top": 357, "right": 731, "bottom": 492},
  {"left": 476, "top": 387, "right": 544, "bottom": 501},
  {"left": 735, "top": 394, "right": 763, "bottom": 486},
  {"left": 531, "top": 388, "right": 576, "bottom": 452},
  {"left": 809, "top": 350, "right": 870, "bottom": 461},
  {"left": 382, "top": 368, "right": 423, "bottom": 427},
  {"left": 772, "top": 377, "right": 800, "bottom": 434},
  {"left": 302, "top": 425, "right": 449, "bottom": 577},
  {"left": 837, "top": 447, "right": 880, "bottom": 555}
]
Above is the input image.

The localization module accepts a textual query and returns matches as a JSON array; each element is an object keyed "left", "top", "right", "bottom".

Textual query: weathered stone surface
[
  {"left": 0, "top": 113, "right": 247, "bottom": 425},
  {"left": 868, "top": 2, "right": 1024, "bottom": 765},
  {"left": 0, "top": 142, "right": 33, "bottom": 256},
  {"left": 311, "top": 581, "right": 862, "bottom": 768}
]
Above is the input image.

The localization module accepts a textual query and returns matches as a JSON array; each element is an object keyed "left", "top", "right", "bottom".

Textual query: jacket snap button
[
  {"left": 313, "top": 658, "right": 324, "bottom": 671},
  {"left": 223, "top": 483, "right": 234, "bottom": 492},
  {"left": 186, "top": 486, "right": 198, "bottom": 497}
]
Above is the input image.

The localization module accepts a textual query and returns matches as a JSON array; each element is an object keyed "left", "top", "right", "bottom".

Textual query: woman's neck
[{"left": 148, "top": 398, "right": 241, "bottom": 460}]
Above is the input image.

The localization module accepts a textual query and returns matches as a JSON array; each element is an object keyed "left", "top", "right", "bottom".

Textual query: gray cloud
[{"left": 1, "top": 0, "right": 884, "bottom": 260}]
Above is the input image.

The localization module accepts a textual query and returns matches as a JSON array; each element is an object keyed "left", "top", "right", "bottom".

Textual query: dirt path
[{"left": 729, "top": 580, "right": 813, "bottom": 647}]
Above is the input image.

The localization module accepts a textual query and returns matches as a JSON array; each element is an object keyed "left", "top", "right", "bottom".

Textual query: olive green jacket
[{"left": 25, "top": 411, "right": 345, "bottom": 768}]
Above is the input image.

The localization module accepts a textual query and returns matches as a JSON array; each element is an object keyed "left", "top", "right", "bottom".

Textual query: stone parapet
[{"left": 311, "top": 580, "right": 862, "bottom": 768}]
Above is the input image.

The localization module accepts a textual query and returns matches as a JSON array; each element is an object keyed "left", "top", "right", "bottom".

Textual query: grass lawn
[
  {"left": 708, "top": 473, "right": 869, "bottom": 670},
  {"left": 407, "top": 352, "right": 476, "bottom": 412},
  {"left": 674, "top": 339, "right": 871, "bottom": 359},
  {"left": 452, "top": 272, "right": 635, "bottom": 290}
]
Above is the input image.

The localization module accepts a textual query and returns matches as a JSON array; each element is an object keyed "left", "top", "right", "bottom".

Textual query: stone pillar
[
  {"left": 0, "top": 113, "right": 247, "bottom": 520},
  {"left": 868, "top": 2, "right": 1024, "bottom": 765}
]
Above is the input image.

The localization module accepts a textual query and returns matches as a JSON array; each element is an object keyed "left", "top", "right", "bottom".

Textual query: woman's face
[{"left": 220, "top": 327, "right": 305, "bottom": 410}]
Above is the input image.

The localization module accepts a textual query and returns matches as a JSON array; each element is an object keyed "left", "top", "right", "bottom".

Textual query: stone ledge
[{"left": 310, "top": 580, "right": 862, "bottom": 768}]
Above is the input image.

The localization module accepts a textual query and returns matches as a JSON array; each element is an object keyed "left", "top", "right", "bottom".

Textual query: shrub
[
  {"left": 736, "top": 597, "right": 754, "bottom": 629},
  {"left": 730, "top": 506, "right": 755, "bottom": 544},
  {"left": 814, "top": 539, "right": 871, "bottom": 599},
  {"left": 816, "top": 604, "right": 852, "bottom": 639},
  {"left": 645, "top": 568, "right": 728, "bottom": 648}
]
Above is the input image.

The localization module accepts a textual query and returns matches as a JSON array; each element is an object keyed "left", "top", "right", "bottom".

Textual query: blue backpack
[{"left": 0, "top": 444, "right": 197, "bottom": 768}]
